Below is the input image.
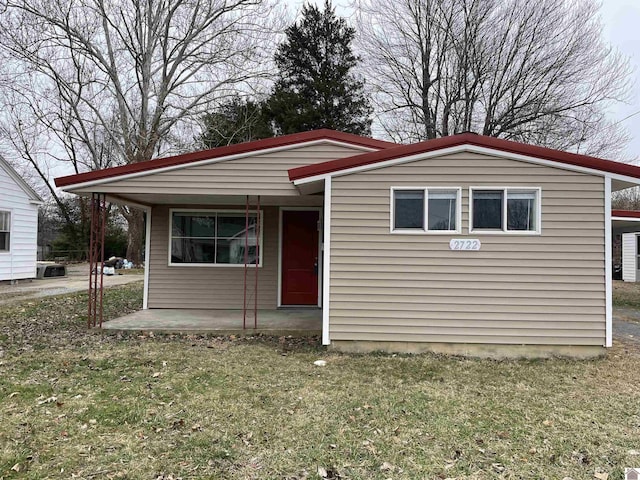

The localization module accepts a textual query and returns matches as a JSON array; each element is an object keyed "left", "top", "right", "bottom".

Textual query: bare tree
[
  {"left": 0, "top": 0, "right": 280, "bottom": 263},
  {"left": 355, "top": 0, "right": 631, "bottom": 157},
  {"left": 613, "top": 188, "right": 640, "bottom": 211}
]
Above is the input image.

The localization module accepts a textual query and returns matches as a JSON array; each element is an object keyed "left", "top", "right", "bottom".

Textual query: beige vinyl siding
[
  {"left": 147, "top": 205, "right": 279, "bottom": 309},
  {"left": 75, "top": 143, "right": 366, "bottom": 196},
  {"left": 329, "top": 152, "right": 606, "bottom": 346}
]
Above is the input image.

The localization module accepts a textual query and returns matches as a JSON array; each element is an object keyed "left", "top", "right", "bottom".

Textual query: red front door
[{"left": 281, "top": 210, "right": 320, "bottom": 305}]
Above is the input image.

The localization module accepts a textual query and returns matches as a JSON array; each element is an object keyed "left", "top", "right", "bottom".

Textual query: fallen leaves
[
  {"left": 317, "top": 466, "right": 341, "bottom": 479},
  {"left": 379, "top": 461, "right": 399, "bottom": 473}
]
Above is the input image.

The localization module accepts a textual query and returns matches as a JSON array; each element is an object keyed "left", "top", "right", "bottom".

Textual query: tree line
[{"left": 0, "top": 0, "right": 632, "bottom": 263}]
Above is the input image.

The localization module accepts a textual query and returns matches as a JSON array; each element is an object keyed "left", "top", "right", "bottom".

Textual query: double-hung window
[
  {"left": 0, "top": 211, "right": 10, "bottom": 252},
  {"left": 392, "top": 188, "right": 460, "bottom": 233},
  {"left": 470, "top": 188, "right": 540, "bottom": 233},
  {"left": 170, "top": 210, "right": 262, "bottom": 266}
]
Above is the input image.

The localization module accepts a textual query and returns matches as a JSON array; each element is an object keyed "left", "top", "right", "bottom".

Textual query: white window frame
[
  {"left": 0, "top": 210, "right": 11, "bottom": 253},
  {"left": 469, "top": 187, "right": 542, "bottom": 235},
  {"left": 390, "top": 187, "right": 462, "bottom": 235},
  {"left": 168, "top": 208, "right": 264, "bottom": 267}
]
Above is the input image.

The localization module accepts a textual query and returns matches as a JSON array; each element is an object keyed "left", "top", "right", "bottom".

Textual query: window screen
[
  {"left": 428, "top": 190, "right": 457, "bottom": 231},
  {"left": 507, "top": 191, "right": 536, "bottom": 231},
  {"left": 394, "top": 190, "right": 424, "bottom": 229},
  {"left": 472, "top": 190, "right": 503, "bottom": 229}
]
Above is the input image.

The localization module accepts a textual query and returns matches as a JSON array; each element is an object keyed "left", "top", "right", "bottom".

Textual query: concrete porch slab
[{"left": 103, "top": 308, "right": 322, "bottom": 335}]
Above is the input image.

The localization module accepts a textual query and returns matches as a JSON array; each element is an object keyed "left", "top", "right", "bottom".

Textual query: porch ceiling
[
  {"left": 97, "top": 193, "right": 324, "bottom": 208},
  {"left": 613, "top": 218, "right": 640, "bottom": 229}
]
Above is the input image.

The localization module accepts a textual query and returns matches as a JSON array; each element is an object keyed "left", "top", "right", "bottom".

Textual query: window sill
[
  {"left": 469, "top": 229, "right": 541, "bottom": 236},
  {"left": 391, "top": 229, "right": 461, "bottom": 235},
  {"left": 168, "top": 263, "right": 263, "bottom": 268}
]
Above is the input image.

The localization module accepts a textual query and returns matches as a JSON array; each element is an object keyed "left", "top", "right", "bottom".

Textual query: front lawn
[{"left": 1, "top": 283, "right": 640, "bottom": 479}]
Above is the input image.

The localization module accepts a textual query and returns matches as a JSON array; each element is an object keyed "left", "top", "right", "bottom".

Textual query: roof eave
[
  {"left": 0, "top": 156, "right": 44, "bottom": 203},
  {"left": 55, "top": 130, "right": 395, "bottom": 189},
  {"left": 289, "top": 136, "right": 640, "bottom": 185}
]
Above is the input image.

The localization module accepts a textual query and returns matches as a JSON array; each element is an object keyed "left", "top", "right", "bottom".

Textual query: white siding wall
[
  {"left": 622, "top": 232, "right": 637, "bottom": 282},
  {"left": 0, "top": 164, "right": 39, "bottom": 280}
]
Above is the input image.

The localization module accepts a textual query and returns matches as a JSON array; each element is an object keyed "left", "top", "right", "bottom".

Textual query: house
[
  {"left": 0, "top": 156, "right": 43, "bottom": 282},
  {"left": 610, "top": 210, "right": 640, "bottom": 281},
  {"left": 626, "top": 468, "right": 640, "bottom": 480},
  {"left": 54, "top": 129, "right": 640, "bottom": 358}
]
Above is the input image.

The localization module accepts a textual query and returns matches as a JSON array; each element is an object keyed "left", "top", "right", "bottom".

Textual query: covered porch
[
  {"left": 103, "top": 308, "right": 322, "bottom": 335},
  {"left": 52, "top": 131, "right": 384, "bottom": 341}
]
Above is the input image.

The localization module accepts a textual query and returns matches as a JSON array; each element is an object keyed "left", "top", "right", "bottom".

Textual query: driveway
[
  {"left": 614, "top": 308, "right": 640, "bottom": 345},
  {"left": 0, "top": 263, "right": 143, "bottom": 305}
]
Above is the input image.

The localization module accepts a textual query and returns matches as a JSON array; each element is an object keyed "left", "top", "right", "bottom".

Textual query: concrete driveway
[
  {"left": 614, "top": 308, "right": 640, "bottom": 345},
  {"left": 0, "top": 263, "right": 143, "bottom": 305}
]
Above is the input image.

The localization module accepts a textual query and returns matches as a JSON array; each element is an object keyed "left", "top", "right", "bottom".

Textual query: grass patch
[
  {"left": 1, "top": 283, "right": 640, "bottom": 478},
  {"left": 117, "top": 268, "right": 145, "bottom": 276},
  {"left": 614, "top": 280, "right": 640, "bottom": 310}
]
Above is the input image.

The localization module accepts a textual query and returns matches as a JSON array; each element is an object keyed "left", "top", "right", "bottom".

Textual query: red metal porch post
[{"left": 88, "top": 193, "right": 106, "bottom": 328}]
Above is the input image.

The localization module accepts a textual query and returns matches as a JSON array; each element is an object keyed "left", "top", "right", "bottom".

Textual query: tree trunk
[{"left": 125, "top": 209, "right": 145, "bottom": 265}]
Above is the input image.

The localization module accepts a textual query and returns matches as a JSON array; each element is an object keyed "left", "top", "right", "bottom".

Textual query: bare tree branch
[
  {"left": 0, "top": 0, "right": 282, "bottom": 262},
  {"left": 355, "top": 0, "right": 632, "bottom": 157}
]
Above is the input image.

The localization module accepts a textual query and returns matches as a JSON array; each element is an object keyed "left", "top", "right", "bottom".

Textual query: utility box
[{"left": 622, "top": 232, "right": 640, "bottom": 282}]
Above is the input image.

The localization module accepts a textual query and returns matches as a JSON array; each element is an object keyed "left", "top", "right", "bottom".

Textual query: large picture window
[
  {"left": 391, "top": 188, "right": 460, "bottom": 233},
  {"left": 471, "top": 188, "right": 540, "bottom": 233},
  {"left": 0, "top": 211, "right": 10, "bottom": 252},
  {"left": 170, "top": 210, "right": 262, "bottom": 265}
]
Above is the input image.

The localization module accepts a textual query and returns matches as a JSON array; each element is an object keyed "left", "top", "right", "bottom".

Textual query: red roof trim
[
  {"left": 288, "top": 133, "right": 640, "bottom": 181},
  {"left": 612, "top": 210, "right": 640, "bottom": 218},
  {"left": 55, "top": 129, "right": 395, "bottom": 188}
]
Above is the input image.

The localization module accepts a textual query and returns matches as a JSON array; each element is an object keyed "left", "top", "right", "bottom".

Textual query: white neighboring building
[{"left": 0, "top": 156, "right": 43, "bottom": 281}]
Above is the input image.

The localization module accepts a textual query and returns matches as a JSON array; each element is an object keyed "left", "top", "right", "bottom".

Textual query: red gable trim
[
  {"left": 288, "top": 133, "right": 640, "bottom": 181},
  {"left": 55, "top": 129, "right": 395, "bottom": 188},
  {"left": 612, "top": 210, "right": 640, "bottom": 219}
]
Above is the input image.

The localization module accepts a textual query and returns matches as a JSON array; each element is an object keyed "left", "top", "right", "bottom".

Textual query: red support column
[
  {"left": 88, "top": 197, "right": 95, "bottom": 328},
  {"left": 88, "top": 193, "right": 107, "bottom": 328},
  {"left": 98, "top": 194, "right": 106, "bottom": 328},
  {"left": 243, "top": 195, "right": 249, "bottom": 329},
  {"left": 254, "top": 195, "right": 260, "bottom": 329}
]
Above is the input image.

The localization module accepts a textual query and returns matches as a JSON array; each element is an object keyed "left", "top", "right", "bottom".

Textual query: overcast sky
[
  {"left": 600, "top": 0, "right": 640, "bottom": 161},
  {"left": 286, "top": 0, "right": 640, "bottom": 162}
]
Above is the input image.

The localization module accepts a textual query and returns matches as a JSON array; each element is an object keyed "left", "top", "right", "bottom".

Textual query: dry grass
[
  {"left": 117, "top": 268, "right": 145, "bottom": 276},
  {"left": 2, "top": 284, "right": 640, "bottom": 479},
  {"left": 614, "top": 280, "right": 640, "bottom": 310}
]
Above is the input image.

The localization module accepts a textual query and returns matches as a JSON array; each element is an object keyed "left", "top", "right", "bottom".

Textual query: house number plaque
[{"left": 449, "top": 239, "right": 481, "bottom": 251}]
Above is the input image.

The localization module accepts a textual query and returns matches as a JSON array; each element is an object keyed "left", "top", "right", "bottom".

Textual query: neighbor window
[
  {"left": 0, "top": 211, "right": 9, "bottom": 252},
  {"left": 170, "top": 210, "right": 261, "bottom": 265},
  {"left": 471, "top": 188, "right": 540, "bottom": 233},
  {"left": 392, "top": 188, "right": 460, "bottom": 233}
]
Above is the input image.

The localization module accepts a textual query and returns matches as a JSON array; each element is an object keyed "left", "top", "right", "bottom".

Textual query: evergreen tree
[
  {"left": 201, "top": 96, "right": 274, "bottom": 148},
  {"left": 267, "top": 1, "right": 372, "bottom": 136}
]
